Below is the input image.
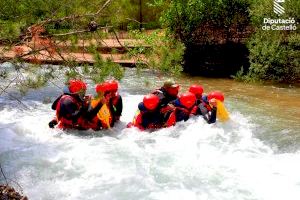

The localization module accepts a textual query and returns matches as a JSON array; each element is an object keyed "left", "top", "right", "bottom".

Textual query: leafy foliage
[
  {"left": 128, "top": 30, "right": 185, "bottom": 76},
  {"left": 0, "top": 0, "right": 181, "bottom": 95},
  {"left": 159, "top": 0, "right": 250, "bottom": 45},
  {"left": 245, "top": 0, "right": 300, "bottom": 83}
]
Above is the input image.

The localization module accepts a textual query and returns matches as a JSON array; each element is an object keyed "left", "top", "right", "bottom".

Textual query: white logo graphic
[{"left": 274, "top": 0, "right": 285, "bottom": 15}]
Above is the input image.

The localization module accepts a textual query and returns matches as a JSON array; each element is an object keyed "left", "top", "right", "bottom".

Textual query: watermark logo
[
  {"left": 261, "top": 0, "right": 297, "bottom": 31},
  {"left": 262, "top": 18, "right": 297, "bottom": 31},
  {"left": 274, "top": 0, "right": 285, "bottom": 15}
]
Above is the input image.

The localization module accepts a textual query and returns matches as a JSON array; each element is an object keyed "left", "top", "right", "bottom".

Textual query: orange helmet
[
  {"left": 68, "top": 80, "right": 87, "bottom": 94},
  {"left": 143, "top": 94, "right": 160, "bottom": 110},
  {"left": 179, "top": 92, "right": 196, "bottom": 109},
  {"left": 208, "top": 91, "right": 225, "bottom": 102},
  {"left": 189, "top": 85, "right": 204, "bottom": 96}
]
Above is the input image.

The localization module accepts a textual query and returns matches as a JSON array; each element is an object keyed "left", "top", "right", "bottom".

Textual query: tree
[
  {"left": 245, "top": 0, "right": 300, "bottom": 83},
  {"left": 159, "top": 0, "right": 250, "bottom": 45},
  {"left": 0, "top": 0, "right": 183, "bottom": 98}
]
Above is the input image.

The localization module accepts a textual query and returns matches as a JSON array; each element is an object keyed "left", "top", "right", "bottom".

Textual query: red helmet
[
  {"left": 208, "top": 91, "right": 225, "bottom": 102},
  {"left": 95, "top": 82, "right": 109, "bottom": 93},
  {"left": 106, "top": 80, "right": 118, "bottom": 92},
  {"left": 166, "top": 85, "right": 180, "bottom": 97},
  {"left": 143, "top": 94, "right": 160, "bottom": 110},
  {"left": 179, "top": 92, "right": 196, "bottom": 109},
  {"left": 68, "top": 80, "right": 87, "bottom": 94},
  {"left": 189, "top": 85, "right": 204, "bottom": 95}
]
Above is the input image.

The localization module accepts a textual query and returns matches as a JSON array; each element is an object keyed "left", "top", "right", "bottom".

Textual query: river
[{"left": 0, "top": 63, "right": 300, "bottom": 200}]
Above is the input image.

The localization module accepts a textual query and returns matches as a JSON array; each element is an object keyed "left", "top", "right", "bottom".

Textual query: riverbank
[{"left": 0, "top": 185, "right": 27, "bottom": 200}]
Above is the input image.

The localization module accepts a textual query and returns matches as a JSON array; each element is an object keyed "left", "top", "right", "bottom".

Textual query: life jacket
[
  {"left": 130, "top": 102, "right": 163, "bottom": 130},
  {"left": 90, "top": 98, "right": 113, "bottom": 129},
  {"left": 130, "top": 110, "right": 144, "bottom": 130},
  {"left": 189, "top": 97, "right": 207, "bottom": 116},
  {"left": 171, "top": 99, "right": 194, "bottom": 122},
  {"left": 190, "top": 105, "right": 199, "bottom": 116},
  {"left": 165, "top": 111, "right": 176, "bottom": 127},
  {"left": 202, "top": 95, "right": 212, "bottom": 111},
  {"left": 53, "top": 94, "right": 85, "bottom": 129}
]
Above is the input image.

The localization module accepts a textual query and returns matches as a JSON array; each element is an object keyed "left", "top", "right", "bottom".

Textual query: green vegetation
[
  {"left": 159, "top": 0, "right": 299, "bottom": 83},
  {"left": 128, "top": 30, "right": 184, "bottom": 76},
  {"left": 159, "top": 0, "right": 250, "bottom": 45},
  {"left": 0, "top": 0, "right": 163, "bottom": 43},
  {"left": 245, "top": 0, "right": 300, "bottom": 83},
  {"left": 0, "top": 0, "right": 176, "bottom": 93}
]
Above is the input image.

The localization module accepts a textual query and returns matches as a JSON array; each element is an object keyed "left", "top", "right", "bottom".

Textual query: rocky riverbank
[{"left": 0, "top": 185, "right": 28, "bottom": 200}]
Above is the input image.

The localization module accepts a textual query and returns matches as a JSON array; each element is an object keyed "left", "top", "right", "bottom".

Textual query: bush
[
  {"left": 159, "top": 0, "right": 250, "bottom": 45},
  {"left": 246, "top": 0, "right": 300, "bottom": 83}
]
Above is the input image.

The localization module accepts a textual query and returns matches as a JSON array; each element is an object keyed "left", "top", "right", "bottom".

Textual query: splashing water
[{"left": 1, "top": 68, "right": 300, "bottom": 200}]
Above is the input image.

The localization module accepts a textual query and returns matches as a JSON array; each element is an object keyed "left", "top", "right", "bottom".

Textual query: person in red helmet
[
  {"left": 190, "top": 91, "right": 224, "bottom": 124},
  {"left": 152, "top": 79, "right": 180, "bottom": 109},
  {"left": 48, "top": 80, "right": 104, "bottom": 130},
  {"left": 207, "top": 91, "right": 224, "bottom": 102},
  {"left": 106, "top": 80, "right": 123, "bottom": 124},
  {"left": 189, "top": 84, "right": 205, "bottom": 116},
  {"left": 163, "top": 92, "right": 197, "bottom": 126},
  {"left": 128, "top": 94, "right": 163, "bottom": 130},
  {"left": 189, "top": 84, "right": 204, "bottom": 104},
  {"left": 88, "top": 82, "right": 113, "bottom": 130}
]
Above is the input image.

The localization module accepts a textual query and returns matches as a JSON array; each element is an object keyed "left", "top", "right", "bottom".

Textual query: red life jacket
[
  {"left": 204, "top": 103, "right": 212, "bottom": 111},
  {"left": 130, "top": 110, "right": 144, "bottom": 130},
  {"left": 190, "top": 105, "right": 199, "bottom": 116},
  {"left": 54, "top": 95, "right": 89, "bottom": 130}
]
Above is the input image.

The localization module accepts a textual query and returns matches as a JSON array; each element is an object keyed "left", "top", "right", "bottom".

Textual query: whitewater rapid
[{"left": 1, "top": 91, "right": 300, "bottom": 200}]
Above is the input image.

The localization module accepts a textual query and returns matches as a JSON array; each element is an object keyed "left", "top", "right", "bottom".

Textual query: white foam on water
[{"left": 0, "top": 94, "right": 300, "bottom": 200}]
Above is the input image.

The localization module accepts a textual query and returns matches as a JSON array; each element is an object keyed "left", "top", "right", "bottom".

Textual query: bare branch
[
  {"left": 0, "top": 87, "right": 29, "bottom": 109},
  {"left": 52, "top": 26, "right": 112, "bottom": 37},
  {"left": 0, "top": 164, "right": 8, "bottom": 186},
  {"left": 112, "top": 28, "right": 125, "bottom": 48},
  {"left": 35, "top": 0, "right": 113, "bottom": 26},
  {"left": 0, "top": 76, "right": 18, "bottom": 96},
  {"left": 125, "top": 18, "right": 146, "bottom": 25}
]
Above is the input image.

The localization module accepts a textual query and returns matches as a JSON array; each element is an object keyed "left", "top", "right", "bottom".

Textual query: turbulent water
[{"left": 1, "top": 64, "right": 300, "bottom": 200}]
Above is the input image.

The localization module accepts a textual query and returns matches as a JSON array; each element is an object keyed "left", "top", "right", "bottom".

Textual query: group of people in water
[
  {"left": 49, "top": 79, "right": 122, "bottom": 130},
  {"left": 49, "top": 79, "right": 227, "bottom": 131}
]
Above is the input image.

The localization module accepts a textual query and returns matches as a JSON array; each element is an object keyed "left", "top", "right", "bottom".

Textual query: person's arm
[
  {"left": 199, "top": 104, "right": 216, "bottom": 124},
  {"left": 51, "top": 95, "right": 62, "bottom": 110},
  {"left": 48, "top": 118, "right": 58, "bottom": 128},
  {"left": 208, "top": 107, "right": 217, "bottom": 124},
  {"left": 84, "top": 100, "right": 104, "bottom": 121}
]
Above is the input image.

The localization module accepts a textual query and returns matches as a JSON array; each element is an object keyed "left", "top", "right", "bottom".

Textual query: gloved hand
[{"left": 48, "top": 119, "right": 58, "bottom": 128}]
